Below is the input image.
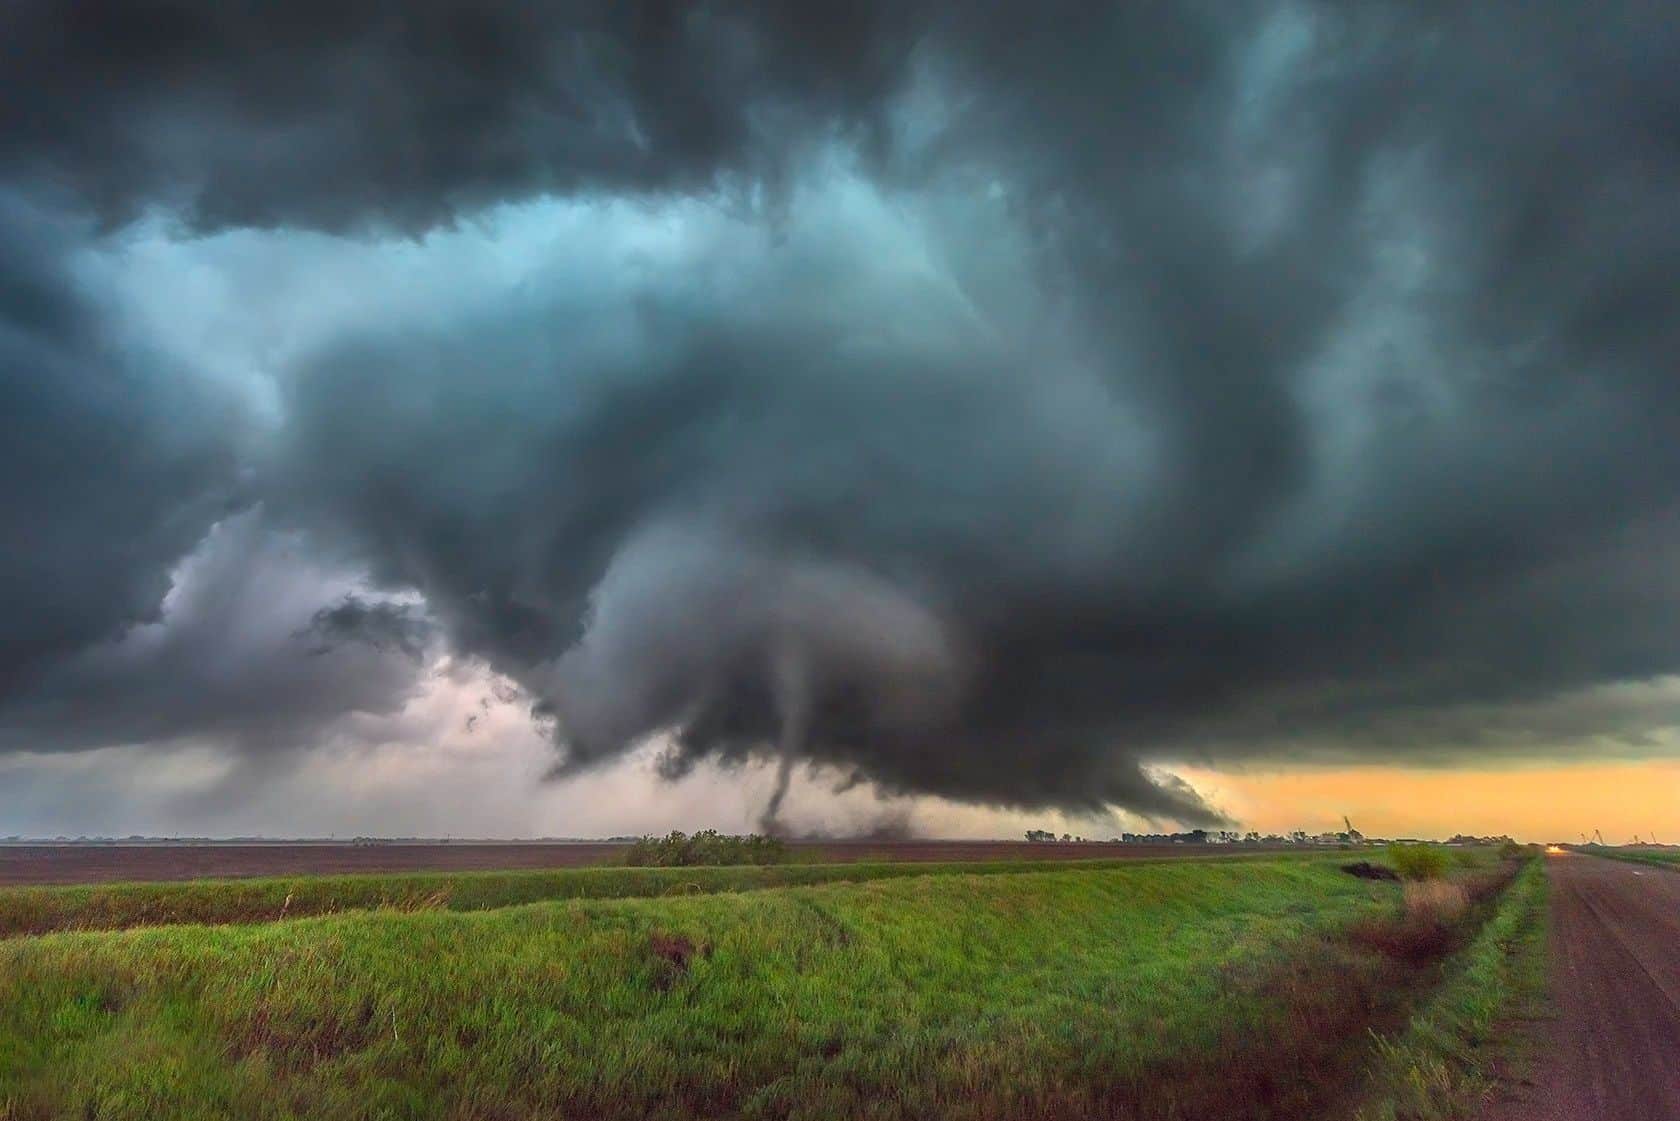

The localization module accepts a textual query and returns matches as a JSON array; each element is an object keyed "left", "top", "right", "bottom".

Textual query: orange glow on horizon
[{"left": 1175, "top": 760, "right": 1680, "bottom": 844}]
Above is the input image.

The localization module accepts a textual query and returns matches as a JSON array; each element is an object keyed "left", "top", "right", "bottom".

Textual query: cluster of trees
[{"left": 623, "top": 830, "right": 789, "bottom": 867}]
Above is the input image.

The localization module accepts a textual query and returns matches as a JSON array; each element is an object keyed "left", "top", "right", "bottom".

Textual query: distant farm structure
[{"left": 1026, "top": 822, "right": 1516, "bottom": 848}]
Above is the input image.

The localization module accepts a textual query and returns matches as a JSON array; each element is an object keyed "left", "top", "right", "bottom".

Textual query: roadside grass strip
[{"left": 1350, "top": 858, "right": 1548, "bottom": 1121}]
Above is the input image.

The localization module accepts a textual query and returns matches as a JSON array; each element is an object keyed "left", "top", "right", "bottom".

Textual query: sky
[{"left": 2, "top": 1, "right": 1678, "bottom": 843}]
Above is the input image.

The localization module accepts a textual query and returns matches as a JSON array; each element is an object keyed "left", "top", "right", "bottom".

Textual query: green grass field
[
  {"left": 1582, "top": 845, "right": 1680, "bottom": 871},
  {"left": 0, "top": 854, "right": 1524, "bottom": 1121},
  {"left": 0, "top": 851, "right": 1341, "bottom": 940}
]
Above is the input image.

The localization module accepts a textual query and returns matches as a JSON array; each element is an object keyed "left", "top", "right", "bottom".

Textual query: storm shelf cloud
[{"left": 2, "top": 0, "right": 1679, "bottom": 829}]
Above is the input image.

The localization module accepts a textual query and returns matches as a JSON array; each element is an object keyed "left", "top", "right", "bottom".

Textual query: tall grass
[
  {"left": 0, "top": 859, "right": 1403, "bottom": 1121},
  {"left": 1402, "top": 880, "right": 1468, "bottom": 925}
]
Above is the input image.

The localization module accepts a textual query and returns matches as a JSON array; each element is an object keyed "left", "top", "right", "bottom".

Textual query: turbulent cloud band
[{"left": 2, "top": 1, "right": 1678, "bottom": 825}]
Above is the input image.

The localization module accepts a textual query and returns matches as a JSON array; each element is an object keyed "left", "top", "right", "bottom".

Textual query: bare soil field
[
  {"left": 0, "top": 839, "right": 1281, "bottom": 885},
  {"left": 0, "top": 842, "right": 627, "bottom": 885},
  {"left": 1485, "top": 852, "right": 1680, "bottom": 1121}
]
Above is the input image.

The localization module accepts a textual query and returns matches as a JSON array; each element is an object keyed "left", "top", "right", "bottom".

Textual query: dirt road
[{"left": 1487, "top": 852, "right": 1680, "bottom": 1121}]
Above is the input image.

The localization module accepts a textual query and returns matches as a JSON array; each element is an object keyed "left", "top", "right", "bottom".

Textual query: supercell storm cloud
[{"left": 2, "top": 1, "right": 1678, "bottom": 825}]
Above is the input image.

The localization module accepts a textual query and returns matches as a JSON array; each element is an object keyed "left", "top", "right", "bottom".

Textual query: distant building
[{"left": 1117, "top": 829, "right": 1208, "bottom": 844}]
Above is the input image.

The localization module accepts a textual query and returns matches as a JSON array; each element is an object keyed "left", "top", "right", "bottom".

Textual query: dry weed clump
[
  {"left": 1402, "top": 880, "right": 1468, "bottom": 925},
  {"left": 1459, "top": 865, "right": 1519, "bottom": 904},
  {"left": 1350, "top": 880, "right": 1473, "bottom": 963}
]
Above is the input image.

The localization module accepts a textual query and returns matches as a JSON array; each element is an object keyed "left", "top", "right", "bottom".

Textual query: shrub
[
  {"left": 1387, "top": 843, "right": 1449, "bottom": 881},
  {"left": 623, "top": 830, "right": 789, "bottom": 867}
]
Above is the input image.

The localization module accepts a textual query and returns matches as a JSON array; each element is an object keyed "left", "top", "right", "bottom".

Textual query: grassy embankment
[
  {"left": 0, "top": 850, "right": 1343, "bottom": 940},
  {"left": 1351, "top": 856, "right": 1549, "bottom": 1121},
  {"left": 0, "top": 856, "right": 1490, "bottom": 1121},
  {"left": 1579, "top": 845, "right": 1680, "bottom": 871}
]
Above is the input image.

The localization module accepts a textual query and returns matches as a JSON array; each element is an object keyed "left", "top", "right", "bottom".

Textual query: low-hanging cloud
[
  {"left": 2, "top": 0, "right": 1678, "bottom": 827},
  {"left": 0, "top": 512, "right": 435, "bottom": 756}
]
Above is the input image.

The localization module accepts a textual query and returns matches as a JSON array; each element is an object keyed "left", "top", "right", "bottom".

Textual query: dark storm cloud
[
  {"left": 306, "top": 596, "right": 436, "bottom": 662},
  {"left": 0, "top": 200, "right": 427, "bottom": 764},
  {"left": 3, "top": 0, "right": 1680, "bottom": 824},
  {"left": 0, "top": 0, "right": 917, "bottom": 233},
  {"left": 0, "top": 193, "right": 243, "bottom": 699}
]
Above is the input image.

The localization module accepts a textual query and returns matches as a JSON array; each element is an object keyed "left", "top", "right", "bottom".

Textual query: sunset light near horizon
[{"left": 1178, "top": 761, "right": 1680, "bottom": 844}]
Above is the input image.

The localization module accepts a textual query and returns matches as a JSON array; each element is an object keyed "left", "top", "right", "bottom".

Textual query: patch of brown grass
[
  {"left": 1347, "top": 859, "right": 1528, "bottom": 968},
  {"left": 1348, "top": 881, "right": 1472, "bottom": 964},
  {"left": 648, "top": 930, "right": 698, "bottom": 970},
  {"left": 1403, "top": 880, "right": 1468, "bottom": 925},
  {"left": 647, "top": 930, "right": 710, "bottom": 992},
  {"left": 1079, "top": 933, "right": 1457, "bottom": 1121},
  {"left": 1459, "top": 861, "right": 1521, "bottom": 904}
]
